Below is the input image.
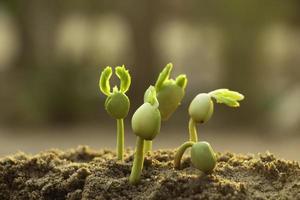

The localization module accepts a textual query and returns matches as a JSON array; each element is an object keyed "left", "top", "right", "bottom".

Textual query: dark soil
[{"left": 0, "top": 146, "right": 299, "bottom": 200}]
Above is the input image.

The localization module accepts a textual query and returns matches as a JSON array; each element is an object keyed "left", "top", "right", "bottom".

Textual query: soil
[{"left": 0, "top": 146, "right": 299, "bottom": 200}]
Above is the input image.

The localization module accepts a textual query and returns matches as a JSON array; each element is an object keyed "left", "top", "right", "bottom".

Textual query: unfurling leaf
[
  {"left": 99, "top": 66, "right": 112, "bottom": 96},
  {"left": 209, "top": 89, "right": 244, "bottom": 107},
  {"left": 116, "top": 65, "right": 131, "bottom": 93},
  {"left": 175, "top": 74, "right": 188, "bottom": 89},
  {"left": 155, "top": 63, "right": 173, "bottom": 91}
]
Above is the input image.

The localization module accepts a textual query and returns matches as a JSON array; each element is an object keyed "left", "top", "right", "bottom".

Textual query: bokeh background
[{"left": 0, "top": 0, "right": 299, "bottom": 160}]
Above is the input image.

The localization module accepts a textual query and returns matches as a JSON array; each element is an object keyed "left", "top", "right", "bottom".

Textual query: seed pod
[
  {"left": 188, "top": 93, "right": 214, "bottom": 123},
  {"left": 191, "top": 141, "right": 217, "bottom": 174},
  {"left": 105, "top": 92, "right": 130, "bottom": 119},
  {"left": 131, "top": 102, "right": 161, "bottom": 140}
]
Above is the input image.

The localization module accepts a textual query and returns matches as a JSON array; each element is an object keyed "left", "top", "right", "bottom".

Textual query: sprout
[
  {"left": 174, "top": 141, "right": 217, "bottom": 174},
  {"left": 188, "top": 89, "right": 244, "bottom": 142},
  {"left": 174, "top": 89, "right": 243, "bottom": 174},
  {"left": 99, "top": 65, "right": 131, "bottom": 161},
  {"left": 129, "top": 86, "right": 161, "bottom": 184},
  {"left": 155, "top": 63, "right": 187, "bottom": 121},
  {"left": 144, "top": 63, "right": 188, "bottom": 153}
]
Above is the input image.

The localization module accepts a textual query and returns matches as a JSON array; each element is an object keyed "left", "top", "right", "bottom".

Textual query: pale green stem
[
  {"left": 189, "top": 118, "right": 198, "bottom": 142},
  {"left": 174, "top": 141, "right": 194, "bottom": 169},
  {"left": 129, "top": 136, "right": 145, "bottom": 185},
  {"left": 117, "top": 119, "right": 124, "bottom": 161},
  {"left": 144, "top": 141, "right": 152, "bottom": 154}
]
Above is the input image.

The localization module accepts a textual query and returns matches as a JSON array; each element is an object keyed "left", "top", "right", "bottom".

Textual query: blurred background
[{"left": 0, "top": 0, "right": 299, "bottom": 160}]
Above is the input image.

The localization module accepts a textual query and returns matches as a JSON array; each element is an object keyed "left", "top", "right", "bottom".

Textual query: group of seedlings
[{"left": 99, "top": 63, "right": 244, "bottom": 185}]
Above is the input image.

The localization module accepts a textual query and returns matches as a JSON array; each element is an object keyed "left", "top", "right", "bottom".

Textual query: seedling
[
  {"left": 144, "top": 63, "right": 188, "bottom": 153},
  {"left": 99, "top": 65, "right": 131, "bottom": 161},
  {"left": 174, "top": 89, "right": 244, "bottom": 174},
  {"left": 129, "top": 86, "right": 161, "bottom": 184},
  {"left": 155, "top": 63, "right": 187, "bottom": 121},
  {"left": 174, "top": 141, "right": 217, "bottom": 174},
  {"left": 188, "top": 89, "right": 244, "bottom": 142}
]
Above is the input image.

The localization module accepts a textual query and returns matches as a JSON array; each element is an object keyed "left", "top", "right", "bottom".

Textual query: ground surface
[{"left": 0, "top": 146, "right": 299, "bottom": 200}]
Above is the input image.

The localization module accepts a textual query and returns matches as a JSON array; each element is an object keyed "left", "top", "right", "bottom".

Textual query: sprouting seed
[
  {"left": 99, "top": 65, "right": 131, "bottom": 161},
  {"left": 155, "top": 63, "right": 187, "bottom": 121},
  {"left": 174, "top": 141, "right": 217, "bottom": 174},
  {"left": 129, "top": 86, "right": 161, "bottom": 184},
  {"left": 188, "top": 89, "right": 244, "bottom": 142},
  {"left": 174, "top": 89, "right": 244, "bottom": 174},
  {"left": 144, "top": 63, "right": 188, "bottom": 153}
]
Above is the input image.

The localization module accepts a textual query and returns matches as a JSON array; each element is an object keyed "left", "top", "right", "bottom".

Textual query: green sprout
[
  {"left": 129, "top": 86, "right": 161, "bottom": 185},
  {"left": 155, "top": 63, "right": 187, "bottom": 120},
  {"left": 174, "top": 141, "right": 217, "bottom": 174},
  {"left": 99, "top": 65, "right": 131, "bottom": 161},
  {"left": 144, "top": 63, "right": 188, "bottom": 153},
  {"left": 188, "top": 89, "right": 244, "bottom": 142}
]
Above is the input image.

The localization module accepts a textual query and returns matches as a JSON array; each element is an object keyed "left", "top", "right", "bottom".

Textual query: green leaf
[
  {"left": 144, "top": 86, "right": 159, "bottom": 108},
  {"left": 209, "top": 89, "right": 244, "bottom": 107},
  {"left": 113, "top": 86, "right": 119, "bottom": 93},
  {"left": 115, "top": 65, "right": 131, "bottom": 93},
  {"left": 99, "top": 66, "right": 112, "bottom": 96},
  {"left": 155, "top": 63, "right": 173, "bottom": 91},
  {"left": 175, "top": 74, "right": 188, "bottom": 89}
]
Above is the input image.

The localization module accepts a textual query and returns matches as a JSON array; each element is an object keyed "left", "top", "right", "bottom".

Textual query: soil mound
[{"left": 0, "top": 146, "right": 299, "bottom": 199}]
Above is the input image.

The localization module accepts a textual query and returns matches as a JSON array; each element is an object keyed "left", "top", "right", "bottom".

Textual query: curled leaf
[
  {"left": 209, "top": 89, "right": 244, "bottom": 107},
  {"left": 155, "top": 63, "right": 173, "bottom": 91},
  {"left": 175, "top": 74, "right": 188, "bottom": 89},
  {"left": 115, "top": 65, "right": 131, "bottom": 93},
  {"left": 99, "top": 66, "right": 112, "bottom": 96}
]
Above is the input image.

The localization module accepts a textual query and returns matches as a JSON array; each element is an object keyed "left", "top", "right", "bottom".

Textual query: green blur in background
[{"left": 0, "top": 0, "right": 299, "bottom": 159}]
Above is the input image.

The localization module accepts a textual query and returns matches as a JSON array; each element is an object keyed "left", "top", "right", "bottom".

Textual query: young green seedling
[
  {"left": 99, "top": 65, "right": 131, "bottom": 161},
  {"left": 155, "top": 63, "right": 188, "bottom": 120},
  {"left": 129, "top": 86, "right": 161, "bottom": 185},
  {"left": 144, "top": 63, "right": 188, "bottom": 153},
  {"left": 188, "top": 89, "right": 244, "bottom": 142},
  {"left": 174, "top": 141, "right": 217, "bottom": 174}
]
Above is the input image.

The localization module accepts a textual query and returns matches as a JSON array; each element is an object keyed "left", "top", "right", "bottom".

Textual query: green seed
[
  {"left": 157, "top": 82, "right": 185, "bottom": 120},
  {"left": 105, "top": 92, "right": 130, "bottom": 119},
  {"left": 188, "top": 93, "right": 214, "bottom": 123},
  {"left": 131, "top": 103, "right": 161, "bottom": 140},
  {"left": 191, "top": 141, "right": 217, "bottom": 174}
]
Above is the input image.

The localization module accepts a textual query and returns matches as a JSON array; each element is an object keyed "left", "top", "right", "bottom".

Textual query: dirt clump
[{"left": 0, "top": 146, "right": 299, "bottom": 200}]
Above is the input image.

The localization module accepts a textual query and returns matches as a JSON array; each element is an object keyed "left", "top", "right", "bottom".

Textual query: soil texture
[{"left": 0, "top": 146, "right": 299, "bottom": 200}]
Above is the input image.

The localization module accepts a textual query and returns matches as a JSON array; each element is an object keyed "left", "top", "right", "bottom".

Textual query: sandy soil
[{"left": 0, "top": 146, "right": 299, "bottom": 200}]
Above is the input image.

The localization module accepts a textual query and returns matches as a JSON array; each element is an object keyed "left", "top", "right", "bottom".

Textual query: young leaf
[
  {"left": 155, "top": 63, "right": 173, "bottom": 91},
  {"left": 99, "top": 66, "right": 112, "bottom": 96},
  {"left": 209, "top": 89, "right": 244, "bottom": 107},
  {"left": 144, "top": 86, "right": 159, "bottom": 108},
  {"left": 116, "top": 65, "right": 131, "bottom": 93},
  {"left": 113, "top": 86, "right": 119, "bottom": 93},
  {"left": 175, "top": 74, "right": 188, "bottom": 89}
]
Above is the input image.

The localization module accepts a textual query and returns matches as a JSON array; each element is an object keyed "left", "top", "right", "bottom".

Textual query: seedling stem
[
  {"left": 189, "top": 118, "right": 198, "bottom": 142},
  {"left": 129, "top": 137, "right": 145, "bottom": 184},
  {"left": 174, "top": 141, "right": 194, "bottom": 169},
  {"left": 117, "top": 119, "right": 124, "bottom": 161}
]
